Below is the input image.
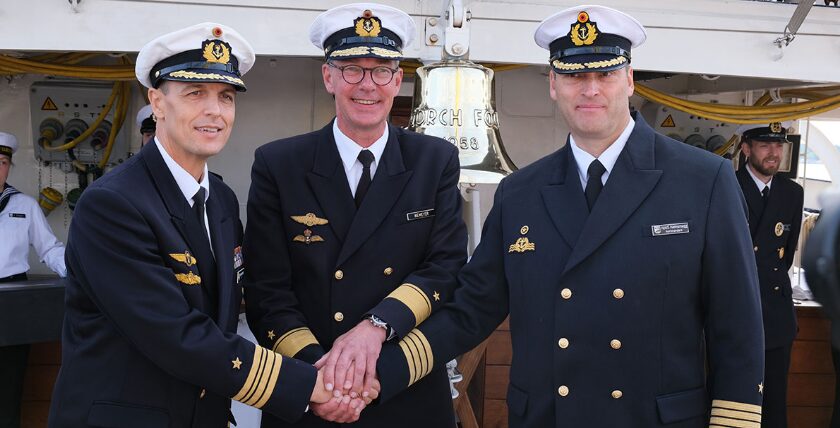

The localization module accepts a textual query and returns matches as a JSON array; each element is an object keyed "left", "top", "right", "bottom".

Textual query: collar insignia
[
  {"left": 291, "top": 213, "right": 329, "bottom": 227},
  {"left": 570, "top": 11, "right": 599, "bottom": 46},
  {"left": 355, "top": 10, "right": 382, "bottom": 37},
  {"left": 202, "top": 39, "right": 232, "bottom": 64}
]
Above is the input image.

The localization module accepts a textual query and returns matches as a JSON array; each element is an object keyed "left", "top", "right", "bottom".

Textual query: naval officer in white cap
[
  {"left": 49, "top": 23, "right": 336, "bottom": 428},
  {"left": 244, "top": 2, "right": 467, "bottom": 426},
  {"left": 374, "top": 5, "right": 765, "bottom": 427}
]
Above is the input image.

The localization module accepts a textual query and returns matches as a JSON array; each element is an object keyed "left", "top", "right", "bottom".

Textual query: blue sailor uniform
[
  {"left": 377, "top": 113, "right": 766, "bottom": 428},
  {"left": 244, "top": 121, "right": 467, "bottom": 428},
  {"left": 48, "top": 142, "right": 316, "bottom": 428}
]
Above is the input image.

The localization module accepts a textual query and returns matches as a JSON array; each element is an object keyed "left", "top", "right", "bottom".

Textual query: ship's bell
[{"left": 409, "top": 60, "right": 516, "bottom": 184}]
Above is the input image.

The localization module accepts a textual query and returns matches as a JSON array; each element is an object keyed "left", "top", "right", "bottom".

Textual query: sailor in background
[
  {"left": 48, "top": 23, "right": 335, "bottom": 428},
  {"left": 374, "top": 5, "right": 765, "bottom": 427},
  {"left": 0, "top": 132, "right": 66, "bottom": 428},
  {"left": 736, "top": 122, "right": 804, "bottom": 428},
  {"left": 244, "top": 3, "right": 466, "bottom": 426},
  {"left": 136, "top": 104, "right": 156, "bottom": 147}
]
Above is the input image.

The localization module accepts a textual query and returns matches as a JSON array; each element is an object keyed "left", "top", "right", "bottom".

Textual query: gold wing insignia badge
[
  {"left": 291, "top": 213, "right": 329, "bottom": 227},
  {"left": 508, "top": 237, "right": 536, "bottom": 253},
  {"left": 569, "top": 11, "right": 598, "bottom": 46},
  {"left": 170, "top": 251, "right": 197, "bottom": 267},
  {"left": 354, "top": 10, "right": 382, "bottom": 37},
  {"left": 202, "top": 40, "right": 231, "bottom": 64},
  {"left": 175, "top": 272, "right": 202, "bottom": 285},
  {"left": 293, "top": 229, "right": 325, "bottom": 244}
]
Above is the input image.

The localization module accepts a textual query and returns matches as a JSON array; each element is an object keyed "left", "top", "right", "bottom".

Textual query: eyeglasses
[{"left": 328, "top": 63, "right": 399, "bottom": 86}]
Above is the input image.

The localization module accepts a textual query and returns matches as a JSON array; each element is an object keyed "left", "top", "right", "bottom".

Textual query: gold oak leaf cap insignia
[{"left": 202, "top": 39, "right": 232, "bottom": 64}]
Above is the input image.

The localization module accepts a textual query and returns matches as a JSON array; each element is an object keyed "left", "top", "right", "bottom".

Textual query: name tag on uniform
[
  {"left": 406, "top": 209, "right": 435, "bottom": 222},
  {"left": 651, "top": 222, "right": 690, "bottom": 236},
  {"left": 9, "top": 213, "right": 25, "bottom": 218}
]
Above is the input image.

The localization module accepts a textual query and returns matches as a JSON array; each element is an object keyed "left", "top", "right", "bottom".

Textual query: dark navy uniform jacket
[
  {"left": 49, "top": 142, "right": 316, "bottom": 428},
  {"left": 244, "top": 122, "right": 467, "bottom": 428},
  {"left": 377, "top": 114, "right": 765, "bottom": 428},
  {"left": 737, "top": 165, "right": 803, "bottom": 349}
]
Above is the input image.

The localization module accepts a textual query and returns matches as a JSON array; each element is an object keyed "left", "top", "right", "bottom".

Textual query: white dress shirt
[
  {"left": 154, "top": 138, "right": 211, "bottom": 244},
  {"left": 569, "top": 117, "right": 635, "bottom": 190},
  {"left": 0, "top": 192, "right": 66, "bottom": 278},
  {"left": 333, "top": 119, "right": 388, "bottom": 196}
]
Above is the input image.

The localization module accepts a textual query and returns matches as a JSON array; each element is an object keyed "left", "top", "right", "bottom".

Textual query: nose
[
  {"left": 203, "top": 96, "right": 222, "bottom": 116},
  {"left": 581, "top": 75, "right": 600, "bottom": 97},
  {"left": 357, "top": 70, "right": 377, "bottom": 89}
]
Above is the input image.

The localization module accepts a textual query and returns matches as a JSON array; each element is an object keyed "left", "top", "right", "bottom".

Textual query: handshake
[{"left": 307, "top": 319, "right": 386, "bottom": 423}]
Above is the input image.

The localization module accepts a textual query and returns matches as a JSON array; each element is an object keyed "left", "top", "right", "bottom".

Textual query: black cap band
[
  {"left": 323, "top": 27, "right": 402, "bottom": 58},
  {"left": 0, "top": 146, "right": 12, "bottom": 158}
]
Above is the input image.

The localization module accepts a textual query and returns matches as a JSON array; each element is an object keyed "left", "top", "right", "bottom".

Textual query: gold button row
[
  {"left": 336, "top": 268, "right": 394, "bottom": 280},
  {"left": 557, "top": 386, "right": 622, "bottom": 399},
  {"left": 560, "top": 288, "right": 624, "bottom": 300}
]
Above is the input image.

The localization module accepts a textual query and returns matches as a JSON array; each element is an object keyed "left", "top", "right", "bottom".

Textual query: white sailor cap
[
  {"left": 136, "top": 105, "right": 155, "bottom": 134},
  {"left": 534, "top": 5, "right": 646, "bottom": 74},
  {"left": 737, "top": 121, "right": 793, "bottom": 143},
  {"left": 309, "top": 3, "right": 416, "bottom": 61},
  {"left": 135, "top": 22, "right": 255, "bottom": 91},
  {"left": 0, "top": 132, "right": 18, "bottom": 159}
]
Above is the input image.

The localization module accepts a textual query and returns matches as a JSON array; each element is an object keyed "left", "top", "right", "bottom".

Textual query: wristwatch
[{"left": 367, "top": 315, "right": 396, "bottom": 341}]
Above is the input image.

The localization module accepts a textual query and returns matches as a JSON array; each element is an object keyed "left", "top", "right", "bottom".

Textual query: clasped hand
[{"left": 308, "top": 320, "right": 386, "bottom": 423}]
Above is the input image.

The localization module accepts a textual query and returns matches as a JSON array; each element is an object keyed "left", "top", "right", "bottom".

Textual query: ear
[
  {"left": 548, "top": 71, "right": 558, "bottom": 101},
  {"left": 740, "top": 141, "right": 751, "bottom": 157},
  {"left": 393, "top": 67, "right": 404, "bottom": 89},
  {"left": 626, "top": 66, "right": 635, "bottom": 97},
  {"left": 148, "top": 88, "right": 164, "bottom": 120},
  {"left": 322, "top": 63, "right": 335, "bottom": 95}
]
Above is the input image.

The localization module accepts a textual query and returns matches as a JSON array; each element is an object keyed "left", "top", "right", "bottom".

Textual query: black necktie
[
  {"left": 761, "top": 185, "right": 770, "bottom": 206},
  {"left": 193, "top": 187, "right": 208, "bottom": 242},
  {"left": 355, "top": 150, "right": 374, "bottom": 208},
  {"left": 584, "top": 160, "right": 606, "bottom": 212}
]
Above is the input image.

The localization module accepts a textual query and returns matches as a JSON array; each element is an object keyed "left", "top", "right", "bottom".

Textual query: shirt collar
[
  {"left": 746, "top": 163, "right": 772, "bottom": 191},
  {"left": 568, "top": 117, "right": 635, "bottom": 185},
  {"left": 154, "top": 137, "right": 209, "bottom": 206},
  {"left": 333, "top": 119, "right": 389, "bottom": 172}
]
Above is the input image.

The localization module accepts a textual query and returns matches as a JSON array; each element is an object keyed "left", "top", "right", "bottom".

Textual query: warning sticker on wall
[
  {"left": 660, "top": 114, "right": 676, "bottom": 128},
  {"left": 41, "top": 97, "right": 58, "bottom": 111}
]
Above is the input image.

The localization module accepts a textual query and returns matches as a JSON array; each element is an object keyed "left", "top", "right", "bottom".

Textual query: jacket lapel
[
  {"left": 737, "top": 165, "right": 764, "bottom": 230},
  {"left": 541, "top": 146, "right": 588, "bottom": 249},
  {"left": 207, "top": 193, "right": 233, "bottom": 326},
  {"left": 562, "top": 116, "right": 663, "bottom": 275},
  {"left": 142, "top": 142, "right": 193, "bottom": 250},
  {"left": 306, "top": 121, "right": 356, "bottom": 243},
  {"left": 337, "top": 125, "right": 412, "bottom": 266}
]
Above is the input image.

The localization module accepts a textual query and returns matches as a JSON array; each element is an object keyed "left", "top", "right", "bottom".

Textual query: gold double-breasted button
[
  {"left": 613, "top": 289, "right": 624, "bottom": 299},
  {"left": 334, "top": 270, "right": 344, "bottom": 280},
  {"left": 774, "top": 286, "right": 780, "bottom": 291},
  {"left": 200, "top": 389, "right": 206, "bottom": 399},
  {"left": 384, "top": 267, "right": 393, "bottom": 276},
  {"left": 558, "top": 385, "right": 569, "bottom": 397},
  {"left": 754, "top": 246, "right": 759, "bottom": 252},
  {"left": 611, "top": 390, "right": 623, "bottom": 399},
  {"left": 558, "top": 338, "right": 569, "bottom": 349},
  {"left": 561, "top": 288, "right": 572, "bottom": 300},
  {"left": 610, "top": 339, "right": 622, "bottom": 350},
  {"left": 334, "top": 312, "right": 344, "bottom": 322}
]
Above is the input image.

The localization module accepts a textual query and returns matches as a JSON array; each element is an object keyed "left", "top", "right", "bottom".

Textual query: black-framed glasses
[{"left": 328, "top": 62, "right": 398, "bottom": 86}]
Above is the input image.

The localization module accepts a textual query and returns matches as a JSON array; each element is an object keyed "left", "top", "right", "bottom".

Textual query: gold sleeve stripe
[
  {"left": 232, "top": 346, "right": 283, "bottom": 408},
  {"left": 272, "top": 327, "right": 319, "bottom": 357},
  {"left": 708, "top": 417, "right": 760, "bottom": 428},
  {"left": 709, "top": 399, "right": 762, "bottom": 428},
  {"left": 397, "top": 329, "right": 433, "bottom": 386},
  {"left": 386, "top": 283, "right": 432, "bottom": 327},
  {"left": 711, "top": 408, "right": 762, "bottom": 422}
]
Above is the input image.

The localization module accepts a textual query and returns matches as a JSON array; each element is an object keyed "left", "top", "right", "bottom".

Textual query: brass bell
[{"left": 410, "top": 59, "right": 516, "bottom": 184}]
